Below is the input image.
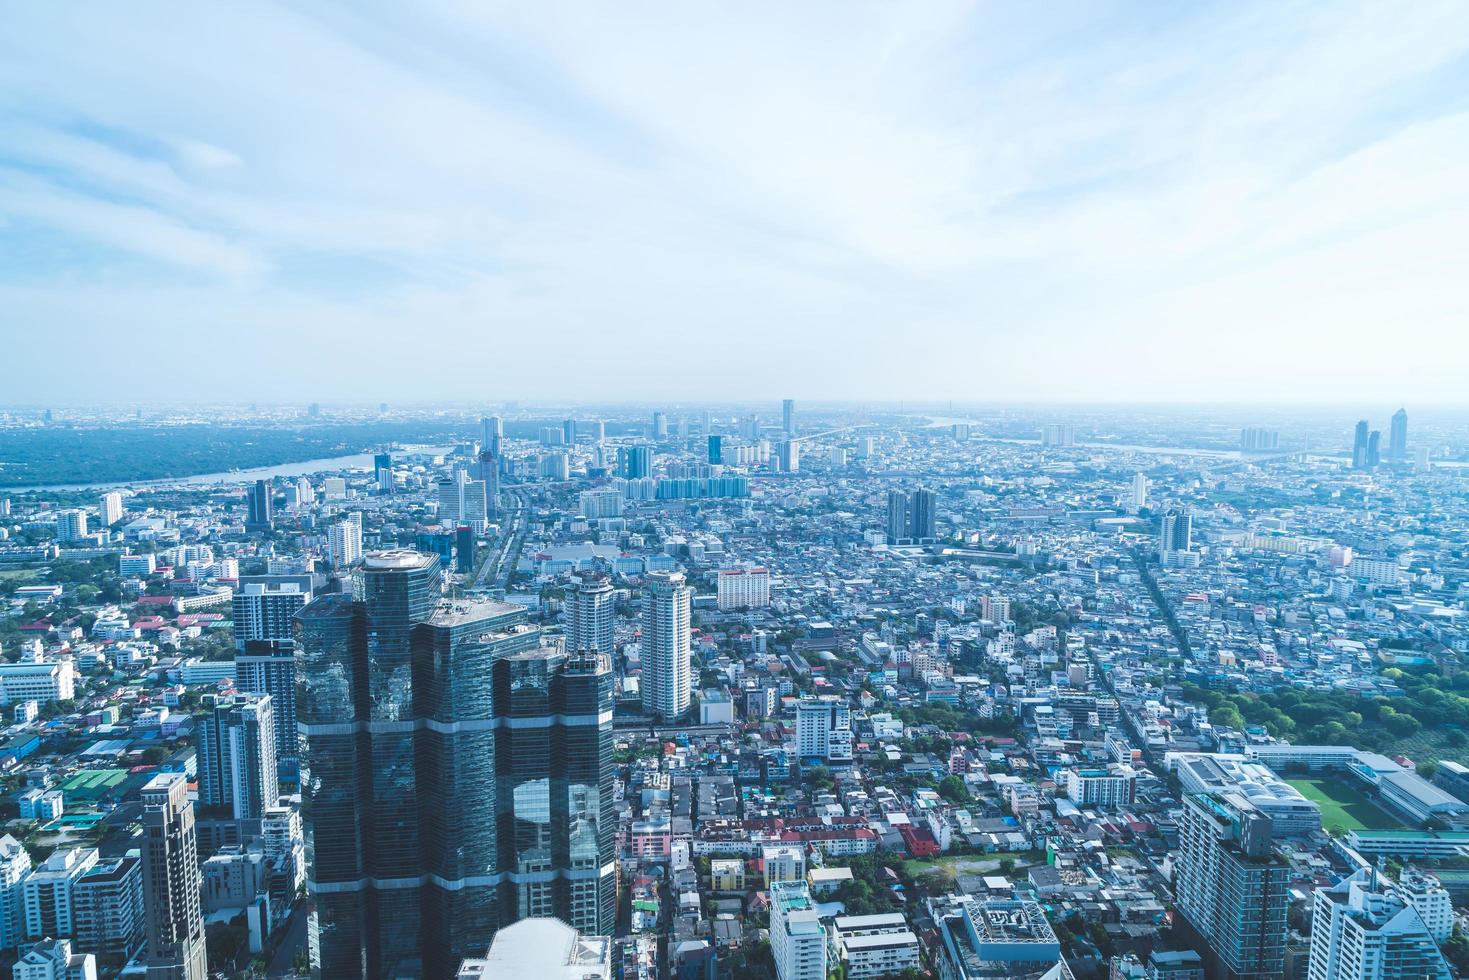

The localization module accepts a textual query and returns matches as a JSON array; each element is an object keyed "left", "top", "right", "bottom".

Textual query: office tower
[
  {"left": 373, "top": 452, "right": 392, "bottom": 480},
  {"left": 236, "top": 640, "right": 298, "bottom": 766},
  {"left": 707, "top": 434, "right": 722, "bottom": 464},
  {"left": 701, "top": 410, "right": 713, "bottom": 434},
  {"left": 716, "top": 568, "right": 770, "bottom": 610},
  {"left": 779, "top": 440, "right": 800, "bottom": 473},
  {"left": 782, "top": 398, "right": 795, "bottom": 435},
  {"left": 1388, "top": 408, "right": 1408, "bottom": 462},
  {"left": 1159, "top": 509, "right": 1192, "bottom": 557},
  {"left": 99, "top": 492, "right": 123, "bottom": 528},
  {"left": 296, "top": 477, "right": 315, "bottom": 507},
  {"left": 55, "top": 510, "right": 89, "bottom": 543},
  {"left": 245, "top": 480, "right": 273, "bottom": 531},
  {"left": 1175, "top": 793, "right": 1288, "bottom": 980},
  {"left": 618, "top": 445, "right": 652, "bottom": 479},
  {"left": 642, "top": 571, "right": 693, "bottom": 721},
  {"left": 569, "top": 575, "right": 616, "bottom": 654},
  {"left": 482, "top": 416, "right": 503, "bottom": 456},
  {"left": 855, "top": 436, "right": 873, "bottom": 459},
  {"left": 886, "top": 491, "right": 910, "bottom": 546},
  {"left": 1352, "top": 420, "right": 1370, "bottom": 469},
  {"left": 454, "top": 526, "right": 475, "bottom": 574},
  {"left": 1040, "top": 423, "right": 1075, "bottom": 448},
  {"left": 232, "top": 580, "right": 311, "bottom": 649},
  {"left": 73, "top": 854, "right": 146, "bottom": 963},
  {"left": 562, "top": 419, "right": 577, "bottom": 446},
  {"left": 416, "top": 530, "right": 454, "bottom": 568},
  {"left": 196, "top": 694, "right": 278, "bottom": 821},
  {"left": 308, "top": 402, "right": 322, "bottom": 417},
  {"left": 741, "top": 414, "right": 760, "bottom": 440},
  {"left": 1130, "top": 473, "right": 1149, "bottom": 513},
  {"left": 908, "top": 488, "right": 936, "bottom": 541},
  {"left": 327, "top": 519, "right": 363, "bottom": 569},
  {"left": 770, "top": 881, "right": 826, "bottom": 980},
  {"left": 794, "top": 695, "right": 853, "bottom": 764},
  {"left": 22, "top": 847, "right": 98, "bottom": 940},
  {"left": 651, "top": 411, "right": 668, "bottom": 440},
  {"left": 296, "top": 552, "right": 614, "bottom": 979},
  {"left": 140, "top": 773, "right": 207, "bottom": 980},
  {"left": 1367, "top": 430, "right": 1382, "bottom": 469},
  {"left": 0, "top": 834, "right": 32, "bottom": 950},
  {"left": 1308, "top": 867, "right": 1450, "bottom": 980}
]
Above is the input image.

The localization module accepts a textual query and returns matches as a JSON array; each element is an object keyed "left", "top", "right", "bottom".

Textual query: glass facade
[{"left": 296, "top": 551, "right": 613, "bottom": 980}]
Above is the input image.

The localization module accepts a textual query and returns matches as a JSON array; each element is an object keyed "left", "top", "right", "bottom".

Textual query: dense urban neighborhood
[{"left": 1, "top": 403, "right": 1468, "bottom": 980}]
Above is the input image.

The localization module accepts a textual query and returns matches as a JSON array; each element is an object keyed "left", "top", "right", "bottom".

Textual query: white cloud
[{"left": 0, "top": 1, "right": 1467, "bottom": 402}]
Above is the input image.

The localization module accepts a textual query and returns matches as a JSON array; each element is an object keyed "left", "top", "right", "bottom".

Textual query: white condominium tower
[
  {"left": 1309, "top": 867, "right": 1451, "bottom": 980},
  {"left": 641, "top": 571, "right": 692, "bottom": 721},
  {"left": 569, "top": 575, "right": 616, "bottom": 654}
]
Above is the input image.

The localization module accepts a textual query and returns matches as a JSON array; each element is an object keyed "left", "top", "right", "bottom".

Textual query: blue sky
[{"left": 2, "top": 2, "right": 1468, "bottom": 404}]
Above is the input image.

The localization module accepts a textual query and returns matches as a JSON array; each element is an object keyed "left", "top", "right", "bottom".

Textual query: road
[
  {"left": 474, "top": 489, "right": 526, "bottom": 591},
  {"left": 265, "top": 903, "right": 309, "bottom": 978}
]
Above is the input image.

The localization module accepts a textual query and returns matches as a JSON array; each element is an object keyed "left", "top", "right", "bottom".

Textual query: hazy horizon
[{"left": 4, "top": 3, "right": 1469, "bottom": 403}]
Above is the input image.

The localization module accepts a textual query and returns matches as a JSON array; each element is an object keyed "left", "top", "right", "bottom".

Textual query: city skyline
[{"left": 4, "top": 3, "right": 1469, "bottom": 403}]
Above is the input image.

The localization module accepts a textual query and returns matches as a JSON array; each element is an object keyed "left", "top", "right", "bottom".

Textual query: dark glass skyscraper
[
  {"left": 1389, "top": 408, "right": 1408, "bottom": 462},
  {"left": 246, "top": 479, "right": 273, "bottom": 531},
  {"left": 296, "top": 550, "right": 614, "bottom": 980}
]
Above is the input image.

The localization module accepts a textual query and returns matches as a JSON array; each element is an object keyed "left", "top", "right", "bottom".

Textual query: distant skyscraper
[
  {"left": 245, "top": 480, "right": 273, "bottom": 531},
  {"left": 1175, "top": 793, "right": 1288, "bottom": 980},
  {"left": 373, "top": 452, "right": 392, "bottom": 479},
  {"left": 1388, "top": 408, "right": 1408, "bottom": 463},
  {"left": 782, "top": 398, "right": 795, "bottom": 435},
  {"left": 569, "top": 575, "right": 616, "bottom": 654},
  {"left": 642, "top": 571, "right": 692, "bottom": 721},
  {"left": 140, "top": 773, "right": 207, "bottom": 980},
  {"left": 1352, "top": 420, "right": 1371, "bottom": 470},
  {"left": 295, "top": 553, "right": 613, "bottom": 978},
  {"left": 98, "top": 492, "right": 123, "bottom": 528},
  {"left": 618, "top": 445, "right": 652, "bottom": 479},
  {"left": 562, "top": 419, "right": 577, "bottom": 445},
  {"left": 1040, "top": 423, "right": 1075, "bottom": 448},
  {"left": 651, "top": 411, "right": 668, "bottom": 440},
  {"left": 707, "top": 434, "right": 723, "bottom": 464},
  {"left": 195, "top": 693, "right": 278, "bottom": 821},
  {"left": 886, "top": 489, "right": 936, "bottom": 544},
  {"left": 481, "top": 416, "right": 503, "bottom": 456},
  {"left": 1239, "top": 427, "right": 1280, "bottom": 453},
  {"left": 1309, "top": 867, "right": 1450, "bottom": 980},
  {"left": 779, "top": 440, "right": 800, "bottom": 473},
  {"left": 1130, "top": 473, "right": 1149, "bottom": 513},
  {"left": 1367, "top": 430, "right": 1382, "bottom": 469},
  {"left": 1160, "top": 509, "right": 1193, "bottom": 557},
  {"left": 235, "top": 640, "right": 298, "bottom": 768}
]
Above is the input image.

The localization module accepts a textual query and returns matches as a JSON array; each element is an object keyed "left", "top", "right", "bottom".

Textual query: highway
[{"left": 474, "top": 489, "right": 527, "bottom": 591}]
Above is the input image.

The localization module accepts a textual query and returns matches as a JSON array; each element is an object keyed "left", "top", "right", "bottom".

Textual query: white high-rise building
[
  {"left": 795, "top": 695, "right": 852, "bottom": 764},
  {"left": 716, "top": 568, "right": 770, "bottom": 611},
  {"left": 98, "top": 492, "right": 123, "bottom": 528},
  {"left": 1398, "top": 868, "right": 1453, "bottom": 943},
  {"left": 231, "top": 580, "right": 311, "bottom": 649},
  {"left": 1130, "top": 473, "right": 1149, "bottom": 513},
  {"left": 327, "top": 520, "right": 362, "bottom": 569},
  {"left": 22, "top": 847, "right": 99, "bottom": 940},
  {"left": 1308, "top": 867, "right": 1451, "bottom": 980},
  {"left": 770, "top": 880, "right": 826, "bottom": 980},
  {"left": 55, "top": 510, "right": 89, "bottom": 543},
  {"left": 1040, "top": 423, "right": 1075, "bottom": 448},
  {"left": 568, "top": 576, "right": 616, "bottom": 654},
  {"left": 295, "top": 478, "right": 315, "bottom": 507},
  {"left": 0, "top": 834, "right": 33, "bottom": 950},
  {"left": 0, "top": 654, "right": 77, "bottom": 707},
  {"left": 579, "top": 490, "right": 623, "bottom": 519},
  {"left": 642, "top": 572, "right": 692, "bottom": 721}
]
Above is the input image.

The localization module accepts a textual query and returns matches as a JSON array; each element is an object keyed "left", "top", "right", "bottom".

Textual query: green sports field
[{"left": 1287, "top": 777, "right": 1403, "bottom": 833}]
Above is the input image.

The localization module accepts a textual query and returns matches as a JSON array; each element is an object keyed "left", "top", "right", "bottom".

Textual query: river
[{"left": 5, "top": 445, "right": 457, "bottom": 493}]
